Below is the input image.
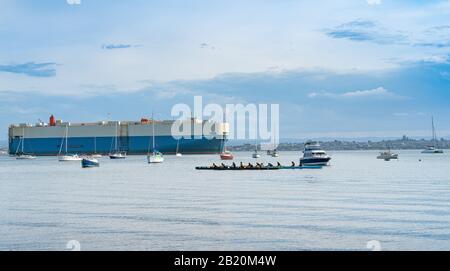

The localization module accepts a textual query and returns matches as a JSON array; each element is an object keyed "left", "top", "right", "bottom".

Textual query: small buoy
[{"left": 419, "top": 159, "right": 422, "bottom": 162}]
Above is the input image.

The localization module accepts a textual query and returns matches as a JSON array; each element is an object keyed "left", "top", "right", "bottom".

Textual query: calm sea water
[{"left": 1, "top": 151, "right": 450, "bottom": 251}]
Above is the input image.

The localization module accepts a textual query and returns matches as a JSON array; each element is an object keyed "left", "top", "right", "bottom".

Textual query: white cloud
[
  {"left": 394, "top": 112, "right": 426, "bottom": 117},
  {"left": 308, "top": 87, "right": 401, "bottom": 99},
  {"left": 67, "top": 0, "right": 81, "bottom": 5},
  {"left": 342, "top": 87, "right": 389, "bottom": 97},
  {"left": 366, "top": 0, "right": 381, "bottom": 5}
]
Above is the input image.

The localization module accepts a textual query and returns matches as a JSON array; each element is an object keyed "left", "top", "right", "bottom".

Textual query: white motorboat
[
  {"left": 300, "top": 141, "right": 331, "bottom": 166},
  {"left": 422, "top": 147, "right": 444, "bottom": 154},
  {"left": 377, "top": 150, "right": 399, "bottom": 161}
]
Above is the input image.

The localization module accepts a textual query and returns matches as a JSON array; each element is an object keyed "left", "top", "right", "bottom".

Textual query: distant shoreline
[
  {"left": 228, "top": 137, "right": 450, "bottom": 152},
  {"left": 2, "top": 137, "right": 449, "bottom": 154}
]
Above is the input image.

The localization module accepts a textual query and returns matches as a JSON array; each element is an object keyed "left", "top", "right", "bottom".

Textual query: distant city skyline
[{"left": 1, "top": 0, "right": 449, "bottom": 140}]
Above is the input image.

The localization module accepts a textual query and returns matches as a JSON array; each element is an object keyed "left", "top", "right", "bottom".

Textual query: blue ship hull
[{"left": 9, "top": 136, "right": 225, "bottom": 156}]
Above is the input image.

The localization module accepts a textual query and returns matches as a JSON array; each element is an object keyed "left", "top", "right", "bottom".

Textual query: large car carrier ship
[{"left": 8, "top": 115, "right": 229, "bottom": 156}]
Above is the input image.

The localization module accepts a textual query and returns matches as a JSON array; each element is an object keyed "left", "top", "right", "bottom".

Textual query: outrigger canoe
[{"left": 195, "top": 165, "right": 322, "bottom": 171}]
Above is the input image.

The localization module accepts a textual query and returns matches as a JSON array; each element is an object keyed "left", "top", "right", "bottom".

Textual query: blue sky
[{"left": 0, "top": 0, "right": 449, "bottom": 140}]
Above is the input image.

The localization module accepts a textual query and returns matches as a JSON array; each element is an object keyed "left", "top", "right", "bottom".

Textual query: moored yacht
[
  {"left": 220, "top": 151, "right": 234, "bottom": 160},
  {"left": 377, "top": 150, "right": 399, "bottom": 161},
  {"left": 422, "top": 117, "right": 444, "bottom": 154},
  {"left": 300, "top": 141, "right": 331, "bottom": 166},
  {"left": 147, "top": 114, "right": 165, "bottom": 163},
  {"left": 59, "top": 154, "right": 83, "bottom": 162},
  {"left": 267, "top": 149, "right": 279, "bottom": 157},
  {"left": 109, "top": 152, "right": 127, "bottom": 159},
  {"left": 175, "top": 139, "right": 182, "bottom": 157},
  {"left": 82, "top": 157, "right": 100, "bottom": 168},
  {"left": 15, "top": 127, "right": 36, "bottom": 160},
  {"left": 422, "top": 146, "right": 444, "bottom": 154},
  {"left": 58, "top": 125, "right": 82, "bottom": 162},
  {"left": 16, "top": 154, "right": 36, "bottom": 160},
  {"left": 148, "top": 151, "right": 164, "bottom": 163},
  {"left": 109, "top": 122, "right": 127, "bottom": 159}
]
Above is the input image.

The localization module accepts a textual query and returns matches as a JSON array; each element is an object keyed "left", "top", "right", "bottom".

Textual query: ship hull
[
  {"left": 8, "top": 136, "right": 225, "bottom": 156},
  {"left": 300, "top": 157, "right": 331, "bottom": 166}
]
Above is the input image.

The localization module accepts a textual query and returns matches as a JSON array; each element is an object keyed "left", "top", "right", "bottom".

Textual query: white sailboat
[
  {"left": 148, "top": 116, "right": 164, "bottom": 163},
  {"left": 422, "top": 117, "right": 444, "bottom": 154},
  {"left": 91, "top": 137, "right": 102, "bottom": 158},
  {"left": 109, "top": 122, "right": 127, "bottom": 159},
  {"left": 58, "top": 125, "right": 82, "bottom": 162},
  {"left": 252, "top": 142, "right": 260, "bottom": 158},
  {"left": 16, "top": 128, "right": 36, "bottom": 160},
  {"left": 267, "top": 132, "right": 279, "bottom": 157},
  {"left": 175, "top": 139, "right": 182, "bottom": 157}
]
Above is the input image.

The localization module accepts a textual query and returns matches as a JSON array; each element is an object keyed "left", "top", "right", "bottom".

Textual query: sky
[{"left": 0, "top": 0, "right": 449, "bottom": 140}]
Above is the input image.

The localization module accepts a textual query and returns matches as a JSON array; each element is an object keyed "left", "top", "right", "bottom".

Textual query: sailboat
[
  {"left": 175, "top": 139, "right": 182, "bottom": 157},
  {"left": 422, "top": 117, "right": 444, "bottom": 154},
  {"left": 267, "top": 147, "right": 279, "bottom": 157},
  {"left": 147, "top": 117, "right": 164, "bottom": 163},
  {"left": 58, "top": 125, "right": 82, "bottom": 162},
  {"left": 252, "top": 143, "right": 260, "bottom": 159},
  {"left": 15, "top": 128, "right": 36, "bottom": 160},
  {"left": 109, "top": 122, "right": 127, "bottom": 159},
  {"left": 267, "top": 132, "right": 279, "bottom": 157},
  {"left": 219, "top": 138, "right": 234, "bottom": 160},
  {"left": 91, "top": 137, "right": 102, "bottom": 158}
]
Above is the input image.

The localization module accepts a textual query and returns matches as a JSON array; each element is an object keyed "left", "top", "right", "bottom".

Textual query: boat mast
[
  {"left": 432, "top": 116, "right": 439, "bottom": 148},
  {"left": 22, "top": 128, "right": 25, "bottom": 154},
  {"left": 65, "top": 125, "right": 68, "bottom": 154},
  {"left": 152, "top": 113, "right": 155, "bottom": 151},
  {"left": 115, "top": 122, "right": 118, "bottom": 152},
  {"left": 58, "top": 127, "right": 65, "bottom": 156}
]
